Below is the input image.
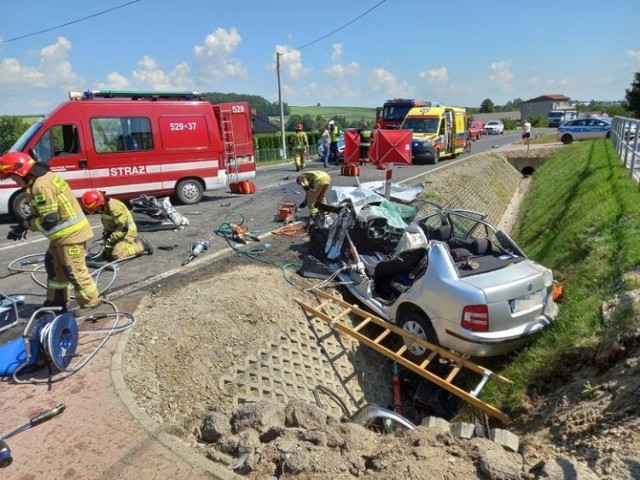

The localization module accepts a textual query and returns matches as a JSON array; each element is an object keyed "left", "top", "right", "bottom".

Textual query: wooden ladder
[{"left": 296, "top": 290, "right": 513, "bottom": 423}]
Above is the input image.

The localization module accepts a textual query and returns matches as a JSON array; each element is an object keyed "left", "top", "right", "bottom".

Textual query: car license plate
[{"left": 509, "top": 289, "right": 545, "bottom": 314}]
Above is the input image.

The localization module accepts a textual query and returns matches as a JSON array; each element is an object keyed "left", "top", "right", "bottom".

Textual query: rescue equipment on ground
[
  {"left": 341, "top": 164, "right": 361, "bottom": 177},
  {"left": 277, "top": 202, "right": 297, "bottom": 222},
  {"left": 296, "top": 290, "right": 514, "bottom": 423},
  {"left": 229, "top": 180, "right": 257, "bottom": 194},
  {"left": 0, "top": 294, "right": 24, "bottom": 333},
  {"left": 231, "top": 224, "right": 260, "bottom": 244},
  {"left": 182, "top": 240, "right": 210, "bottom": 266},
  {"left": 0, "top": 403, "right": 66, "bottom": 469}
]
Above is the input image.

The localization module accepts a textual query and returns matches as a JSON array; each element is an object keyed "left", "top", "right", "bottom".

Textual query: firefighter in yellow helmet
[
  {"left": 290, "top": 123, "right": 309, "bottom": 172},
  {"left": 0, "top": 152, "right": 100, "bottom": 311},
  {"left": 296, "top": 170, "right": 331, "bottom": 215},
  {"left": 80, "top": 190, "right": 153, "bottom": 260}
]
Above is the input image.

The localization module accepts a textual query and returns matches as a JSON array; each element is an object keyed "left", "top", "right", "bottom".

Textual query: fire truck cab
[
  {"left": 1, "top": 90, "right": 255, "bottom": 220},
  {"left": 375, "top": 98, "right": 430, "bottom": 130}
]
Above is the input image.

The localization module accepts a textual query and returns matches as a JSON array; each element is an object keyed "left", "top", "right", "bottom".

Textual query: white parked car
[
  {"left": 556, "top": 117, "right": 612, "bottom": 144},
  {"left": 483, "top": 120, "right": 504, "bottom": 135}
]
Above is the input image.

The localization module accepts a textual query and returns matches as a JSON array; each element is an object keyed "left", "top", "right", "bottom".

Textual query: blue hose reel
[{"left": 0, "top": 303, "right": 79, "bottom": 378}]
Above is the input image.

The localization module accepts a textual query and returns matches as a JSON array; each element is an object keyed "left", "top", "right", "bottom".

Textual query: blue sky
[{"left": 1, "top": 0, "right": 639, "bottom": 115}]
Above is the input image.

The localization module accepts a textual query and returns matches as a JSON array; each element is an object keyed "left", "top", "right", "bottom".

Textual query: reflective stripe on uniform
[
  {"left": 47, "top": 279, "right": 70, "bottom": 290},
  {"left": 36, "top": 215, "right": 90, "bottom": 241}
]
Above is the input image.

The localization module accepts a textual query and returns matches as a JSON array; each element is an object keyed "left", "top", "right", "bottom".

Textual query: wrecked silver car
[{"left": 308, "top": 190, "right": 559, "bottom": 358}]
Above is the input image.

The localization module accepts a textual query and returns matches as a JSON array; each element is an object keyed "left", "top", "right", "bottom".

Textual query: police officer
[
  {"left": 0, "top": 152, "right": 100, "bottom": 311},
  {"left": 328, "top": 120, "right": 340, "bottom": 165},
  {"left": 359, "top": 121, "right": 372, "bottom": 166},
  {"left": 290, "top": 123, "right": 309, "bottom": 172},
  {"left": 80, "top": 190, "right": 153, "bottom": 260},
  {"left": 296, "top": 170, "right": 331, "bottom": 216}
]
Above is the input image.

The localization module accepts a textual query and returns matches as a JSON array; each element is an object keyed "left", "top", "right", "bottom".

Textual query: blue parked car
[{"left": 556, "top": 117, "right": 611, "bottom": 144}]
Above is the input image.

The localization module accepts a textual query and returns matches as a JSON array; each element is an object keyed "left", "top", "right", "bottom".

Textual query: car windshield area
[
  {"left": 402, "top": 117, "right": 440, "bottom": 134},
  {"left": 10, "top": 121, "right": 43, "bottom": 153},
  {"left": 548, "top": 112, "right": 564, "bottom": 119}
]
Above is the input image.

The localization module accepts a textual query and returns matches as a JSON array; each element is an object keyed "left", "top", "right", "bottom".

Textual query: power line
[
  {"left": 0, "top": 0, "right": 142, "bottom": 45},
  {"left": 283, "top": 0, "right": 387, "bottom": 56}
]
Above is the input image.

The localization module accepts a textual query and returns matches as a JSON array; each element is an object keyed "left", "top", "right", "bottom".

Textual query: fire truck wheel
[
  {"left": 11, "top": 190, "right": 32, "bottom": 221},
  {"left": 175, "top": 179, "right": 204, "bottom": 204}
]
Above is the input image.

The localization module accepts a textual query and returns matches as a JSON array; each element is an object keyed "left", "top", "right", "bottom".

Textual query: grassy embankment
[
  {"left": 288, "top": 105, "right": 375, "bottom": 124},
  {"left": 485, "top": 139, "right": 640, "bottom": 414}
]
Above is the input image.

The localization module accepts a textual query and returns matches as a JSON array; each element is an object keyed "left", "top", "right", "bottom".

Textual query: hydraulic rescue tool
[
  {"left": 0, "top": 403, "right": 66, "bottom": 468},
  {"left": 182, "top": 240, "right": 210, "bottom": 266}
]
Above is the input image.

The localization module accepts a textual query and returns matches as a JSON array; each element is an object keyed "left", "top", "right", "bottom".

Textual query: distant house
[
  {"left": 521, "top": 94, "right": 572, "bottom": 121},
  {"left": 250, "top": 111, "right": 279, "bottom": 134}
]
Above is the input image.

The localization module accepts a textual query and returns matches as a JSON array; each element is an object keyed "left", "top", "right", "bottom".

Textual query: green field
[{"left": 289, "top": 105, "right": 376, "bottom": 123}]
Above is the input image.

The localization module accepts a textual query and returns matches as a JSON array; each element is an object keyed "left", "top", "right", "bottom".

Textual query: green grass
[
  {"left": 480, "top": 139, "right": 640, "bottom": 418},
  {"left": 289, "top": 105, "right": 376, "bottom": 123}
]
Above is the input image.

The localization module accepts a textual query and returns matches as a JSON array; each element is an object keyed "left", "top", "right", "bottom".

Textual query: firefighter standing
[
  {"left": 80, "top": 190, "right": 154, "bottom": 260},
  {"left": 328, "top": 120, "right": 340, "bottom": 165},
  {"left": 359, "top": 121, "right": 372, "bottom": 166},
  {"left": 0, "top": 152, "right": 100, "bottom": 311},
  {"left": 297, "top": 171, "right": 331, "bottom": 216},
  {"left": 290, "top": 123, "right": 309, "bottom": 172}
]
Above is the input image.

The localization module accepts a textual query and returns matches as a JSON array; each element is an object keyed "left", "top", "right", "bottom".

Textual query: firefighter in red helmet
[
  {"left": 0, "top": 151, "right": 101, "bottom": 312},
  {"left": 80, "top": 190, "right": 153, "bottom": 260},
  {"left": 289, "top": 123, "right": 309, "bottom": 172}
]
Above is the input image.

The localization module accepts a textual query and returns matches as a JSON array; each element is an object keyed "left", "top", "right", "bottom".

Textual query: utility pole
[{"left": 277, "top": 52, "right": 287, "bottom": 160}]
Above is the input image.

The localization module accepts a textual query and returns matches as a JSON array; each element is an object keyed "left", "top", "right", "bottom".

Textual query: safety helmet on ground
[
  {"left": 0, "top": 152, "right": 36, "bottom": 180},
  {"left": 297, "top": 123, "right": 304, "bottom": 130},
  {"left": 328, "top": 120, "right": 335, "bottom": 125},
  {"left": 81, "top": 190, "right": 106, "bottom": 213}
]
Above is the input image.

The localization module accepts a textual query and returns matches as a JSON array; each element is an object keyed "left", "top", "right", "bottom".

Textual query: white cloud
[
  {"left": 626, "top": 49, "right": 640, "bottom": 63},
  {"left": 331, "top": 43, "right": 343, "bottom": 63},
  {"left": 193, "top": 27, "right": 247, "bottom": 83},
  {"left": 419, "top": 67, "right": 448, "bottom": 85},
  {"left": 98, "top": 72, "right": 131, "bottom": 89},
  {"left": 528, "top": 75, "right": 571, "bottom": 90},
  {"left": 272, "top": 45, "right": 310, "bottom": 80},
  {"left": 369, "top": 68, "right": 415, "bottom": 97},
  {"left": 488, "top": 61, "right": 514, "bottom": 91},
  {"left": 323, "top": 61, "right": 360, "bottom": 78},
  {"left": 0, "top": 36, "right": 83, "bottom": 89}
]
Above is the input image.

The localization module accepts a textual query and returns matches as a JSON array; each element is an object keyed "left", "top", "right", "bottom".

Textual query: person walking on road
[
  {"left": 296, "top": 170, "right": 331, "bottom": 216},
  {"left": 80, "top": 190, "right": 154, "bottom": 260},
  {"left": 522, "top": 118, "right": 532, "bottom": 146},
  {"left": 328, "top": 120, "right": 340, "bottom": 165},
  {"left": 0, "top": 151, "right": 100, "bottom": 312},
  {"left": 321, "top": 123, "right": 331, "bottom": 168},
  {"left": 290, "top": 123, "right": 309, "bottom": 172}
]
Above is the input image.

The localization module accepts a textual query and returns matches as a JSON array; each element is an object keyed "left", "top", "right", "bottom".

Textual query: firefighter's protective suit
[
  {"left": 100, "top": 198, "right": 151, "bottom": 259},
  {"left": 26, "top": 169, "right": 100, "bottom": 309},
  {"left": 297, "top": 171, "right": 331, "bottom": 215}
]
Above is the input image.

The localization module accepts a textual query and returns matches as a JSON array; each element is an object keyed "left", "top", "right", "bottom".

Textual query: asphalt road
[{"left": 0, "top": 130, "right": 531, "bottom": 303}]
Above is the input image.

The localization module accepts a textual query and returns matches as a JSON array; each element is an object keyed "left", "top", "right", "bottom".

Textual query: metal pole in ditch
[{"left": 384, "top": 164, "right": 393, "bottom": 199}]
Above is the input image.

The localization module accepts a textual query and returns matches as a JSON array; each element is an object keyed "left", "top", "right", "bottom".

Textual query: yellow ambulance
[{"left": 401, "top": 105, "right": 468, "bottom": 164}]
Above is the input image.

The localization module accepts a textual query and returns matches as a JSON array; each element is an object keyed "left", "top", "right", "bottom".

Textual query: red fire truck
[
  {"left": 1, "top": 90, "right": 256, "bottom": 219},
  {"left": 375, "top": 98, "right": 431, "bottom": 129}
]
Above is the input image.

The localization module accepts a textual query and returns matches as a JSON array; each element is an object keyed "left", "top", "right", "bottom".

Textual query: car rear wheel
[
  {"left": 398, "top": 310, "right": 437, "bottom": 362},
  {"left": 175, "top": 178, "right": 204, "bottom": 204},
  {"left": 561, "top": 134, "right": 573, "bottom": 145}
]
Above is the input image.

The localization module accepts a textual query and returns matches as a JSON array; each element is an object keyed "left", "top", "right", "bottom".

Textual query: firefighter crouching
[
  {"left": 0, "top": 152, "right": 101, "bottom": 311},
  {"left": 297, "top": 171, "right": 331, "bottom": 216},
  {"left": 80, "top": 190, "right": 153, "bottom": 260}
]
